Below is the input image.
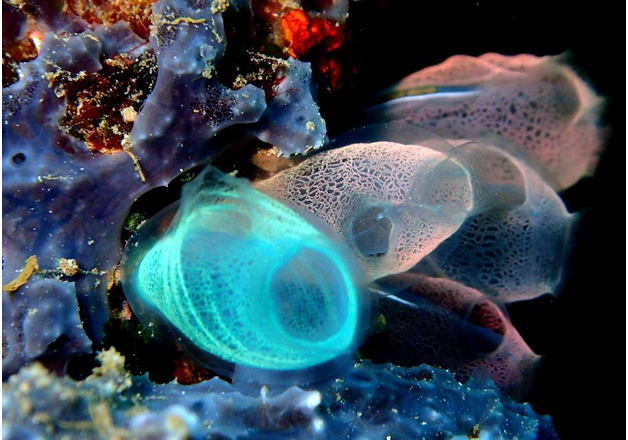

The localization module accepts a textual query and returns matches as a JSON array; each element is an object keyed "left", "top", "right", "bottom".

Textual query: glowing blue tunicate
[{"left": 122, "top": 168, "right": 363, "bottom": 371}]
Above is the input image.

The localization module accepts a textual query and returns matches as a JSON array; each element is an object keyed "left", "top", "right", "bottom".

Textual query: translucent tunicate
[
  {"left": 258, "top": 124, "right": 573, "bottom": 300},
  {"left": 256, "top": 125, "right": 546, "bottom": 282},
  {"left": 370, "top": 53, "right": 603, "bottom": 190},
  {"left": 255, "top": 138, "right": 476, "bottom": 281},
  {"left": 416, "top": 139, "right": 574, "bottom": 301},
  {"left": 121, "top": 168, "right": 365, "bottom": 371}
]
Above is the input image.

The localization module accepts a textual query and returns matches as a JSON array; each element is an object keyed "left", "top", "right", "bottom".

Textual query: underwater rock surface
[
  {"left": 2, "top": 0, "right": 329, "bottom": 375},
  {"left": 3, "top": 349, "right": 558, "bottom": 440}
]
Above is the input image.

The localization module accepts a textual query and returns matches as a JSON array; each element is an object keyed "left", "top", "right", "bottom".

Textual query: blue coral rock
[
  {"left": 3, "top": 349, "right": 558, "bottom": 440},
  {"left": 2, "top": 0, "right": 329, "bottom": 376}
]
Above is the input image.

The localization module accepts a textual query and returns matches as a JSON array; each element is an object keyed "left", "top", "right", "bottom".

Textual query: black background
[{"left": 319, "top": 1, "right": 625, "bottom": 439}]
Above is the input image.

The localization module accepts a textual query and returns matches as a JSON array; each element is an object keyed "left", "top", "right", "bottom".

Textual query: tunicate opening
[
  {"left": 412, "top": 158, "right": 473, "bottom": 219},
  {"left": 11, "top": 153, "right": 26, "bottom": 165},
  {"left": 269, "top": 248, "right": 348, "bottom": 342},
  {"left": 450, "top": 142, "right": 527, "bottom": 213},
  {"left": 465, "top": 299, "right": 507, "bottom": 355},
  {"left": 351, "top": 207, "right": 393, "bottom": 258}
]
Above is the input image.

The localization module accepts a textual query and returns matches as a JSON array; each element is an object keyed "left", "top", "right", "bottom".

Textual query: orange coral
[
  {"left": 281, "top": 10, "right": 315, "bottom": 58},
  {"left": 281, "top": 10, "right": 344, "bottom": 59}
]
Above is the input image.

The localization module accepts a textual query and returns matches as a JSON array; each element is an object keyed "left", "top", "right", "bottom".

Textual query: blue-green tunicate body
[{"left": 121, "top": 168, "right": 363, "bottom": 371}]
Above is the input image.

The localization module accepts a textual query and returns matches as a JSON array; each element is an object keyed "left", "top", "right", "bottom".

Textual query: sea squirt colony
[
  {"left": 122, "top": 54, "right": 596, "bottom": 383},
  {"left": 2, "top": 0, "right": 603, "bottom": 438}
]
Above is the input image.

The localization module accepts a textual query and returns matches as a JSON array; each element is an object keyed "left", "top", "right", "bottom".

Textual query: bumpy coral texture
[
  {"left": 371, "top": 274, "right": 539, "bottom": 395},
  {"left": 374, "top": 53, "right": 603, "bottom": 190},
  {"left": 247, "top": 57, "right": 328, "bottom": 154},
  {"left": 2, "top": 0, "right": 329, "bottom": 375},
  {"left": 2, "top": 349, "right": 558, "bottom": 440},
  {"left": 256, "top": 141, "right": 474, "bottom": 281},
  {"left": 122, "top": 168, "right": 362, "bottom": 370},
  {"left": 129, "top": 0, "right": 267, "bottom": 152}
]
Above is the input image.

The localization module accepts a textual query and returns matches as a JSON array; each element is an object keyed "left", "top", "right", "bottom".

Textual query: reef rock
[
  {"left": 3, "top": 349, "right": 558, "bottom": 440},
  {"left": 2, "top": 0, "right": 329, "bottom": 376}
]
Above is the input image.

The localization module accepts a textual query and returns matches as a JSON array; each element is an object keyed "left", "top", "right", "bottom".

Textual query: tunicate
[
  {"left": 370, "top": 53, "right": 603, "bottom": 190},
  {"left": 121, "top": 167, "right": 365, "bottom": 371}
]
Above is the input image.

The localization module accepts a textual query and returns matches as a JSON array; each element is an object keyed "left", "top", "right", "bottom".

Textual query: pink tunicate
[
  {"left": 374, "top": 273, "right": 540, "bottom": 395},
  {"left": 373, "top": 53, "right": 603, "bottom": 190}
]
